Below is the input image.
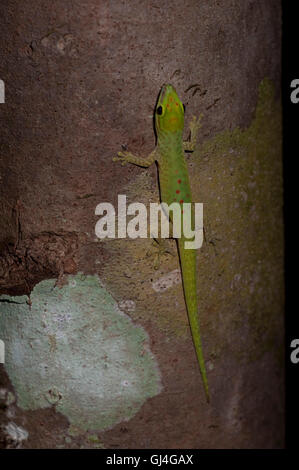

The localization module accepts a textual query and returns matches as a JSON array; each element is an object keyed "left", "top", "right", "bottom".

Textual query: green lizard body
[{"left": 114, "top": 84, "right": 209, "bottom": 402}]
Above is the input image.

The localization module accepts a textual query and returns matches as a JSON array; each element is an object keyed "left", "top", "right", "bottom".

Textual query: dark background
[{"left": 283, "top": 0, "right": 299, "bottom": 450}]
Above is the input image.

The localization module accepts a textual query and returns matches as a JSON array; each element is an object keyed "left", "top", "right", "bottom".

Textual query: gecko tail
[{"left": 177, "top": 238, "right": 210, "bottom": 403}]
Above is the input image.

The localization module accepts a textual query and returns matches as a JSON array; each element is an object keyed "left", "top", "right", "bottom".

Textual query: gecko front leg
[
  {"left": 183, "top": 115, "right": 203, "bottom": 152},
  {"left": 113, "top": 147, "right": 159, "bottom": 168}
]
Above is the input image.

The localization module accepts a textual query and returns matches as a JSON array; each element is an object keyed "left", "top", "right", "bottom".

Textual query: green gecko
[{"left": 113, "top": 84, "right": 209, "bottom": 402}]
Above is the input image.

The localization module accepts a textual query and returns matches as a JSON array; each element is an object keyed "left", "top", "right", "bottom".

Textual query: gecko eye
[{"left": 156, "top": 105, "right": 163, "bottom": 115}]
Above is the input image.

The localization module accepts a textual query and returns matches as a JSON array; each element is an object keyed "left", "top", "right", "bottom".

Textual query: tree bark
[{"left": 0, "top": 0, "right": 283, "bottom": 449}]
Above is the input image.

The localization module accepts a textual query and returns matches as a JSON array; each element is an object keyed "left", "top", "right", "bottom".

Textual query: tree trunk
[{"left": 0, "top": 0, "right": 283, "bottom": 449}]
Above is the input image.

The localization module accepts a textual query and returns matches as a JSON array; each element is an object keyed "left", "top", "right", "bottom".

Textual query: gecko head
[{"left": 155, "top": 84, "right": 185, "bottom": 134}]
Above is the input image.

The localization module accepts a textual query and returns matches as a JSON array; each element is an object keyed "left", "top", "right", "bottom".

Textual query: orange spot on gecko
[
  {"left": 177, "top": 179, "right": 181, "bottom": 184},
  {"left": 175, "top": 102, "right": 179, "bottom": 106},
  {"left": 180, "top": 199, "right": 184, "bottom": 204},
  {"left": 176, "top": 190, "right": 180, "bottom": 194}
]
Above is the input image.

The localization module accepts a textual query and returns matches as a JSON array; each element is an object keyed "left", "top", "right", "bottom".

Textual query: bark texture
[{"left": 0, "top": 0, "right": 283, "bottom": 449}]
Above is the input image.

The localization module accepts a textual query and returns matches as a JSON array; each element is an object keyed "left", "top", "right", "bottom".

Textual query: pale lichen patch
[{"left": 0, "top": 274, "right": 162, "bottom": 431}]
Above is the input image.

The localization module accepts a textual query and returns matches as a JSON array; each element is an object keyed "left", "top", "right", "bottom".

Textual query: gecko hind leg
[{"left": 146, "top": 237, "right": 176, "bottom": 270}]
